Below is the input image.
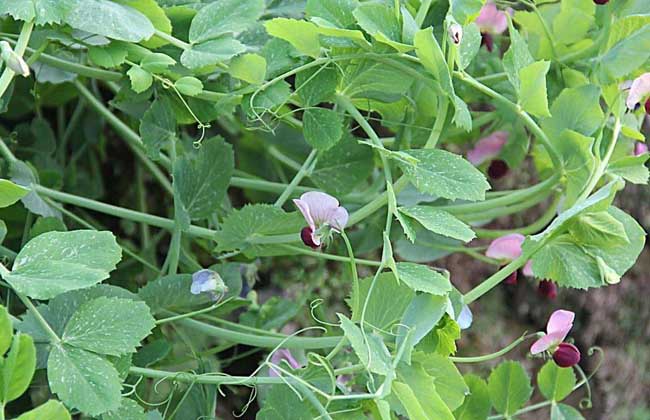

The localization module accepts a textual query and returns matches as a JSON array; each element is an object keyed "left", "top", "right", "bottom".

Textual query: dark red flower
[
  {"left": 504, "top": 270, "right": 518, "bottom": 285},
  {"left": 593, "top": 0, "right": 609, "bottom": 4},
  {"left": 645, "top": 98, "right": 650, "bottom": 115},
  {"left": 553, "top": 342, "right": 581, "bottom": 368},
  {"left": 488, "top": 159, "right": 509, "bottom": 179},
  {"left": 300, "top": 226, "right": 320, "bottom": 249},
  {"left": 538, "top": 280, "right": 557, "bottom": 299},
  {"left": 481, "top": 32, "right": 494, "bottom": 52}
]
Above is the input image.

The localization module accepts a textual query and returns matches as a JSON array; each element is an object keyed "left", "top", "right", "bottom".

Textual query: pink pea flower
[
  {"left": 269, "top": 349, "right": 302, "bottom": 377},
  {"left": 635, "top": 142, "right": 648, "bottom": 156},
  {"left": 449, "top": 23, "right": 463, "bottom": 45},
  {"left": 625, "top": 73, "right": 650, "bottom": 111},
  {"left": 486, "top": 234, "right": 534, "bottom": 285},
  {"left": 530, "top": 310, "right": 581, "bottom": 367},
  {"left": 293, "top": 192, "right": 348, "bottom": 249},
  {"left": 475, "top": 1, "right": 508, "bottom": 52},
  {"left": 467, "top": 131, "right": 509, "bottom": 166}
]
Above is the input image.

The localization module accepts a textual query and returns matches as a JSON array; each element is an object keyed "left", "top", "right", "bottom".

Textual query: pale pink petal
[
  {"left": 449, "top": 23, "right": 463, "bottom": 44},
  {"left": 530, "top": 330, "right": 566, "bottom": 354},
  {"left": 295, "top": 192, "right": 340, "bottom": 226},
  {"left": 330, "top": 206, "right": 349, "bottom": 232},
  {"left": 293, "top": 198, "right": 316, "bottom": 230},
  {"left": 522, "top": 260, "right": 534, "bottom": 277},
  {"left": 467, "top": 131, "right": 509, "bottom": 165},
  {"left": 546, "top": 309, "right": 574, "bottom": 338},
  {"left": 626, "top": 73, "right": 650, "bottom": 110},
  {"left": 475, "top": 2, "right": 508, "bottom": 34},
  {"left": 485, "top": 233, "right": 524, "bottom": 261},
  {"left": 269, "top": 349, "right": 302, "bottom": 376},
  {"left": 635, "top": 142, "right": 648, "bottom": 156}
]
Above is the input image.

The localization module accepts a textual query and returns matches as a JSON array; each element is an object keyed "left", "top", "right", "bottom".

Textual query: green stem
[
  {"left": 487, "top": 401, "right": 552, "bottom": 420},
  {"left": 450, "top": 333, "right": 537, "bottom": 363},
  {"left": 277, "top": 244, "right": 381, "bottom": 267},
  {"left": 154, "top": 29, "right": 190, "bottom": 50},
  {"left": 274, "top": 149, "right": 317, "bottom": 207},
  {"left": 0, "top": 20, "right": 34, "bottom": 99},
  {"left": 454, "top": 71, "right": 563, "bottom": 170},
  {"left": 424, "top": 100, "right": 449, "bottom": 149},
  {"left": 415, "top": 0, "right": 433, "bottom": 27},
  {"left": 462, "top": 253, "right": 532, "bottom": 305},
  {"left": 341, "top": 232, "right": 361, "bottom": 322},
  {"left": 474, "top": 194, "right": 560, "bottom": 239},
  {"left": 576, "top": 117, "right": 621, "bottom": 203},
  {"left": 129, "top": 366, "right": 286, "bottom": 385}
]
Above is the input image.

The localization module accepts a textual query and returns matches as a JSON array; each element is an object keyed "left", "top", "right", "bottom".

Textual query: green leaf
[
  {"left": 229, "top": 53, "right": 267, "bottom": 84},
  {"left": 450, "top": 0, "right": 485, "bottom": 25},
  {"left": 306, "top": 0, "right": 358, "bottom": 28},
  {"left": 416, "top": 353, "right": 469, "bottom": 411},
  {"left": 348, "top": 272, "right": 415, "bottom": 331},
  {"left": 399, "top": 149, "right": 490, "bottom": 202},
  {"left": 311, "top": 135, "right": 373, "bottom": 196},
  {"left": 4, "top": 230, "right": 122, "bottom": 300},
  {"left": 214, "top": 204, "right": 303, "bottom": 256},
  {"left": 15, "top": 400, "right": 71, "bottom": 420},
  {"left": 537, "top": 361, "right": 576, "bottom": 402},
  {"left": 453, "top": 374, "right": 491, "bottom": 420},
  {"left": 337, "top": 314, "right": 392, "bottom": 376},
  {"left": 138, "top": 274, "right": 212, "bottom": 315},
  {"left": 398, "top": 206, "right": 475, "bottom": 242},
  {"left": 303, "top": 108, "right": 344, "bottom": 151},
  {"left": 101, "top": 398, "right": 146, "bottom": 420},
  {"left": 139, "top": 96, "right": 176, "bottom": 160},
  {"left": 396, "top": 294, "right": 447, "bottom": 363},
  {"left": 552, "top": 129, "right": 596, "bottom": 207},
  {"left": 458, "top": 23, "right": 481, "bottom": 71},
  {"left": 394, "top": 363, "right": 455, "bottom": 420},
  {"left": 551, "top": 403, "right": 585, "bottom": 420},
  {"left": 174, "top": 77, "right": 204, "bottom": 97},
  {"left": 600, "top": 25, "right": 650, "bottom": 81},
  {"left": 48, "top": 344, "right": 122, "bottom": 416},
  {"left": 419, "top": 315, "right": 461, "bottom": 356},
  {"left": 395, "top": 262, "right": 452, "bottom": 295},
  {"left": 257, "top": 384, "right": 315, "bottom": 419},
  {"left": 64, "top": 0, "right": 155, "bottom": 42},
  {"left": 0, "top": 333, "right": 36, "bottom": 403},
  {"left": 180, "top": 37, "right": 247, "bottom": 70},
  {"left": 141, "top": 53, "right": 176, "bottom": 73},
  {"left": 414, "top": 28, "right": 453, "bottom": 94},
  {"left": 342, "top": 60, "right": 413, "bottom": 102},
  {"left": 265, "top": 18, "right": 321, "bottom": 58},
  {"left": 9, "top": 160, "right": 61, "bottom": 219},
  {"left": 127, "top": 65, "right": 152, "bottom": 94},
  {"left": 487, "top": 361, "right": 533, "bottom": 416},
  {"left": 295, "top": 66, "right": 338, "bottom": 107},
  {"left": 114, "top": 0, "right": 172, "bottom": 49},
  {"left": 607, "top": 154, "right": 649, "bottom": 184},
  {"left": 188, "top": 0, "right": 265, "bottom": 44},
  {"left": 518, "top": 60, "right": 551, "bottom": 118},
  {"left": 569, "top": 211, "right": 629, "bottom": 247},
  {"left": 542, "top": 85, "right": 603, "bottom": 140},
  {"left": 0, "top": 305, "right": 11, "bottom": 355},
  {"left": 353, "top": 3, "right": 410, "bottom": 51},
  {"left": 531, "top": 235, "right": 601, "bottom": 289},
  {"left": 86, "top": 43, "right": 129, "bottom": 68},
  {"left": 0, "top": 179, "right": 29, "bottom": 208},
  {"left": 173, "top": 136, "right": 234, "bottom": 221},
  {"left": 62, "top": 297, "right": 154, "bottom": 356},
  {"left": 502, "top": 23, "right": 534, "bottom": 92}
]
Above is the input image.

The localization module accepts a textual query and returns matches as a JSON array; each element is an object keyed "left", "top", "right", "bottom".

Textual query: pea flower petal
[
  {"left": 625, "top": 73, "right": 650, "bottom": 110},
  {"left": 530, "top": 309, "right": 575, "bottom": 354},
  {"left": 485, "top": 233, "right": 524, "bottom": 260},
  {"left": 269, "top": 349, "right": 302, "bottom": 377},
  {"left": 293, "top": 191, "right": 348, "bottom": 232},
  {"left": 552, "top": 342, "right": 581, "bottom": 367},
  {"left": 467, "top": 131, "right": 509, "bottom": 165},
  {"left": 475, "top": 1, "right": 508, "bottom": 35},
  {"left": 449, "top": 23, "right": 463, "bottom": 44},
  {"left": 635, "top": 142, "right": 648, "bottom": 156}
]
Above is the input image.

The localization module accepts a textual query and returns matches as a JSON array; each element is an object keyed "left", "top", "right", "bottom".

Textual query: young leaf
[
  {"left": 140, "top": 53, "right": 176, "bottom": 73},
  {"left": 48, "top": 344, "right": 122, "bottom": 416},
  {"left": 180, "top": 37, "right": 247, "bottom": 70},
  {"left": 0, "top": 333, "right": 36, "bottom": 403},
  {"left": 303, "top": 108, "right": 344, "bottom": 151},
  {"left": 552, "top": 129, "right": 596, "bottom": 207},
  {"left": 353, "top": 3, "right": 411, "bottom": 52},
  {"left": 569, "top": 211, "right": 629, "bottom": 247},
  {"left": 173, "top": 136, "right": 234, "bottom": 221},
  {"left": 0, "top": 179, "right": 28, "bottom": 208},
  {"left": 188, "top": 0, "right": 265, "bottom": 44},
  {"left": 264, "top": 18, "right": 321, "bottom": 58},
  {"left": 518, "top": 60, "right": 551, "bottom": 118},
  {"left": 399, "top": 149, "right": 490, "bottom": 202},
  {"left": 537, "top": 361, "right": 576, "bottom": 402},
  {"left": 607, "top": 154, "right": 649, "bottom": 185},
  {"left": 174, "top": 77, "right": 204, "bottom": 97},
  {"left": 551, "top": 403, "right": 585, "bottom": 420},
  {"left": 139, "top": 96, "right": 176, "bottom": 160},
  {"left": 395, "top": 363, "right": 455, "bottom": 420},
  {"left": 487, "top": 361, "right": 533, "bottom": 416},
  {"left": 15, "top": 400, "right": 71, "bottom": 420},
  {"left": 530, "top": 235, "right": 601, "bottom": 289},
  {"left": 4, "top": 230, "right": 122, "bottom": 300},
  {"left": 348, "top": 273, "right": 415, "bottom": 331},
  {"left": 395, "top": 262, "right": 452, "bottom": 295},
  {"left": 88, "top": 44, "right": 128, "bottom": 69},
  {"left": 337, "top": 314, "right": 393, "bottom": 376},
  {"left": 416, "top": 353, "right": 469, "bottom": 411},
  {"left": 502, "top": 24, "right": 534, "bottom": 92},
  {"left": 414, "top": 28, "right": 454, "bottom": 94},
  {"left": 229, "top": 53, "right": 267, "bottom": 84},
  {"left": 126, "top": 65, "right": 152, "bottom": 94},
  {"left": 453, "top": 374, "right": 492, "bottom": 420},
  {"left": 542, "top": 85, "right": 603, "bottom": 140},
  {"left": 62, "top": 297, "right": 155, "bottom": 356},
  {"left": 398, "top": 206, "right": 475, "bottom": 242},
  {"left": 396, "top": 294, "right": 447, "bottom": 363}
]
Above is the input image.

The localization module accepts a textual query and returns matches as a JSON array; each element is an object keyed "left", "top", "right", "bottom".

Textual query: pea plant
[{"left": 0, "top": 0, "right": 648, "bottom": 419}]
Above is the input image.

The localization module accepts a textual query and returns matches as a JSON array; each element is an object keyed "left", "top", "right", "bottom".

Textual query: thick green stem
[
  {"left": 450, "top": 333, "right": 538, "bottom": 363},
  {"left": 0, "top": 21, "right": 34, "bottom": 99},
  {"left": 462, "top": 253, "right": 532, "bottom": 305}
]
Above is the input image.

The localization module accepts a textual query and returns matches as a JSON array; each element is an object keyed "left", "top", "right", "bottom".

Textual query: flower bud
[
  {"left": 0, "top": 41, "right": 29, "bottom": 77},
  {"left": 300, "top": 226, "right": 320, "bottom": 249},
  {"left": 553, "top": 342, "right": 581, "bottom": 368},
  {"left": 538, "top": 280, "right": 557, "bottom": 299},
  {"left": 504, "top": 270, "right": 518, "bottom": 285},
  {"left": 645, "top": 98, "right": 650, "bottom": 115},
  {"left": 481, "top": 33, "right": 494, "bottom": 52},
  {"left": 449, "top": 23, "right": 463, "bottom": 45},
  {"left": 635, "top": 141, "right": 648, "bottom": 156},
  {"left": 593, "top": 0, "right": 609, "bottom": 4},
  {"left": 488, "top": 159, "right": 509, "bottom": 179}
]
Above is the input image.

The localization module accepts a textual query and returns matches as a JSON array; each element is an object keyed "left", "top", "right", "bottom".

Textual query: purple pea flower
[
  {"left": 467, "top": 131, "right": 509, "bottom": 166},
  {"left": 191, "top": 269, "right": 227, "bottom": 300},
  {"left": 486, "top": 234, "right": 534, "bottom": 285},
  {"left": 269, "top": 349, "right": 302, "bottom": 377},
  {"left": 475, "top": 2, "right": 508, "bottom": 52},
  {"left": 634, "top": 142, "right": 648, "bottom": 156},
  {"left": 538, "top": 280, "right": 558, "bottom": 299},
  {"left": 625, "top": 73, "right": 650, "bottom": 111},
  {"left": 531, "top": 310, "right": 581, "bottom": 368},
  {"left": 293, "top": 192, "right": 348, "bottom": 249}
]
